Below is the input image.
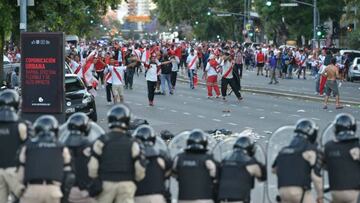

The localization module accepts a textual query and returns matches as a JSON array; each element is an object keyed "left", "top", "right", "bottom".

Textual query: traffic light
[
  {"left": 207, "top": 11, "right": 211, "bottom": 16},
  {"left": 266, "top": 1, "right": 272, "bottom": 6},
  {"left": 316, "top": 25, "right": 326, "bottom": 39}
]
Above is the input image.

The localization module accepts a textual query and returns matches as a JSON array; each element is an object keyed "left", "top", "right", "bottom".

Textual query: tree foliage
[{"left": 254, "top": 0, "right": 345, "bottom": 44}]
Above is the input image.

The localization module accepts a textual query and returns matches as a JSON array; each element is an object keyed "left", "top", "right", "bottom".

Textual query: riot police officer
[
  {"left": 217, "top": 136, "right": 266, "bottom": 203},
  {"left": 0, "top": 89, "right": 27, "bottom": 202},
  {"left": 88, "top": 104, "right": 146, "bottom": 203},
  {"left": 61, "top": 113, "right": 98, "bottom": 203},
  {"left": 272, "top": 119, "right": 323, "bottom": 203},
  {"left": 19, "top": 115, "right": 72, "bottom": 203},
  {"left": 172, "top": 129, "right": 217, "bottom": 203},
  {"left": 133, "top": 125, "right": 172, "bottom": 203},
  {"left": 323, "top": 113, "right": 360, "bottom": 203}
]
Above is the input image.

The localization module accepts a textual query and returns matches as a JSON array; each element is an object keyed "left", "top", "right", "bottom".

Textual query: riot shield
[
  {"left": 168, "top": 130, "right": 217, "bottom": 202},
  {"left": 211, "top": 129, "right": 266, "bottom": 203},
  {"left": 168, "top": 130, "right": 217, "bottom": 158},
  {"left": 319, "top": 121, "right": 360, "bottom": 203},
  {"left": 58, "top": 121, "right": 105, "bottom": 144},
  {"left": 266, "top": 125, "right": 295, "bottom": 203}
]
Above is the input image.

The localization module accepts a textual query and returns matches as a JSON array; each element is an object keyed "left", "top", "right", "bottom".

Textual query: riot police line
[{"left": 0, "top": 89, "right": 359, "bottom": 203}]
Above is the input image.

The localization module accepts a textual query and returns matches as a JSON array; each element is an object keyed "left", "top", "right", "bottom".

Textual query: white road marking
[
  {"left": 311, "top": 117, "right": 320, "bottom": 121},
  {"left": 183, "top": 112, "right": 191, "bottom": 115},
  {"left": 289, "top": 114, "right": 301, "bottom": 117},
  {"left": 222, "top": 114, "right": 231, "bottom": 117},
  {"left": 212, "top": 118, "right": 221, "bottom": 122},
  {"left": 297, "top": 109, "right": 306, "bottom": 113},
  {"left": 259, "top": 117, "right": 265, "bottom": 119},
  {"left": 227, "top": 122, "right": 238, "bottom": 126},
  {"left": 264, "top": 131, "right": 272, "bottom": 134},
  {"left": 197, "top": 115, "right": 205, "bottom": 118},
  {"left": 273, "top": 111, "right": 281, "bottom": 114},
  {"left": 170, "top": 109, "right": 178, "bottom": 113}
]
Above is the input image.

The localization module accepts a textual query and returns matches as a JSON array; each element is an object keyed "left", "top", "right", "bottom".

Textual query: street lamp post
[{"left": 288, "top": 0, "right": 318, "bottom": 48}]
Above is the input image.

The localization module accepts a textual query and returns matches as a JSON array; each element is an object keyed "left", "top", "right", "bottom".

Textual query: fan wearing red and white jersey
[{"left": 105, "top": 60, "right": 126, "bottom": 103}]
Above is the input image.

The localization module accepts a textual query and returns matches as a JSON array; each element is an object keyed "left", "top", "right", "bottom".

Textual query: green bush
[{"left": 348, "top": 29, "right": 360, "bottom": 50}]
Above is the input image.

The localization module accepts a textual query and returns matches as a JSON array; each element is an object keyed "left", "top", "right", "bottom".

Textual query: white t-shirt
[
  {"left": 205, "top": 62, "right": 218, "bottom": 76},
  {"left": 186, "top": 54, "right": 198, "bottom": 70},
  {"left": 221, "top": 61, "right": 233, "bottom": 79},
  {"left": 107, "top": 65, "right": 126, "bottom": 85},
  {"left": 146, "top": 63, "right": 159, "bottom": 82}
]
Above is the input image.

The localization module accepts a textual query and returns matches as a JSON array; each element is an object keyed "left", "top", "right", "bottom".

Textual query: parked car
[
  {"left": 3, "top": 55, "right": 20, "bottom": 81},
  {"left": 65, "top": 74, "right": 97, "bottom": 121},
  {"left": 347, "top": 57, "right": 360, "bottom": 82}
]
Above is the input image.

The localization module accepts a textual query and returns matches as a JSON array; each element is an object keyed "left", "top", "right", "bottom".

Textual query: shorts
[
  {"left": 325, "top": 80, "right": 339, "bottom": 96},
  {"left": 257, "top": 63, "right": 264, "bottom": 68},
  {"left": 112, "top": 85, "right": 124, "bottom": 97}
]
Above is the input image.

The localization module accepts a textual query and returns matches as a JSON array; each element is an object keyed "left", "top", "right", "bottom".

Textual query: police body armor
[
  {"left": 276, "top": 136, "right": 313, "bottom": 189},
  {"left": 267, "top": 126, "right": 318, "bottom": 203},
  {"left": 218, "top": 151, "right": 255, "bottom": 202},
  {"left": 66, "top": 136, "right": 92, "bottom": 190},
  {"left": 324, "top": 139, "right": 360, "bottom": 190},
  {"left": 24, "top": 137, "right": 64, "bottom": 183},
  {"left": 177, "top": 152, "right": 214, "bottom": 200},
  {"left": 136, "top": 146, "right": 167, "bottom": 196},
  {"left": 319, "top": 120, "right": 360, "bottom": 201},
  {"left": 99, "top": 131, "right": 135, "bottom": 181}
]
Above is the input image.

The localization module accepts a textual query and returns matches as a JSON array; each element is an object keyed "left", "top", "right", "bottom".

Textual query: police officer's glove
[
  {"left": 61, "top": 171, "right": 76, "bottom": 203},
  {"left": 87, "top": 178, "right": 103, "bottom": 197},
  {"left": 258, "top": 162, "right": 267, "bottom": 181},
  {"left": 314, "top": 150, "right": 325, "bottom": 177}
]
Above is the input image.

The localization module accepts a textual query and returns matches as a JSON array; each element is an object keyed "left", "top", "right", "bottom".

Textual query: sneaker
[
  {"left": 238, "top": 97, "right": 243, "bottom": 101},
  {"left": 169, "top": 91, "right": 174, "bottom": 95},
  {"left": 323, "top": 105, "right": 328, "bottom": 109},
  {"left": 124, "top": 86, "right": 128, "bottom": 89},
  {"left": 208, "top": 96, "right": 213, "bottom": 99},
  {"left": 215, "top": 95, "right": 220, "bottom": 99},
  {"left": 269, "top": 82, "right": 273, "bottom": 84},
  {"left": 107, "top": 102, "right": 112, "bottom": 106},
  {"left": 336, "top": 106, "right": 344, "bottom": 109},
  {"left": 149, "top": 101, "right": 154, "bottom": 106},
  {"left": 129, "top": 86, "right": 133, "bottom": 90},
  {"left": 222, "top": 97, "right": 227, "bottom": 102},
  {"left": 274, "top": 81, "right": 279, "bottom": 84}
]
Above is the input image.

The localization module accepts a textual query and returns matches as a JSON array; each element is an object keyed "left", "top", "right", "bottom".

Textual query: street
[{"left": 95, "top": 71, "right": 360, "bottom": 142}]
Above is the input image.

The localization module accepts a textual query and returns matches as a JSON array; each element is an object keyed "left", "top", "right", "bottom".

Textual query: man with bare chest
[{"left": 323, "top": 58, "right": 343, "bottom": 109}]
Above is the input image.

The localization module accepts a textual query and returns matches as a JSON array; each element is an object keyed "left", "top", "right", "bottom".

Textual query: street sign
[
  {"left": 21, "top": 32, "right": 65, "bottom": 122},
  {"left": 17, "top": 0, "right": 34, "bottom": 6},
  {"left": 280, "top": 3, "right": 299, "bottom": 7},
  {"left": 216, "top": 13, "right": 232, "bottom": 17}
]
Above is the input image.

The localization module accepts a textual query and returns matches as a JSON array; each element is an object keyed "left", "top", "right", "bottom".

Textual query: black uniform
[
  {"left": 324, "top": 139, "right": 360, "bottom": 191},
  {"left": 98, "top": 132, "right": 135, "bottom": 181},
  {"left": 176, "top": 152, "right": 216, "bottom": 201},
  {"left": 218, "top": 151, "right": 257, "bottom": 202},
  {"left": 24, "top": 137, "right": 64, "bottom": 184},
  {"left": 274, "top": 136, "right": 316, "bottom": 190},
  {"left": 135, "top": 148, "right": 170, "bottom": 197}
]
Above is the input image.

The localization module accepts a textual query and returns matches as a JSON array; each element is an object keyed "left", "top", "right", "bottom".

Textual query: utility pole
[
  {"left": 313, "top": 0, "right": 317, "bottom": 48},
  {"left": 20, "top": 0, "right": 27, "bottom": 32}
]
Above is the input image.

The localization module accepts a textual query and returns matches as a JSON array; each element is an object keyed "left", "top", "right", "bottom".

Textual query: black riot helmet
[
  {"left": 294, "top": 119, "right": 318, "bottom": 144},
  {"left": 0, "top": 89, "right": 20, "bottom": 111},
  {"left": 133, "top": 125, "right": 156, "bottom": 146},
  {"left": 67, "top": 112, "right": 91, "bottom": 136},
  {"left": 186, "top": 129, "right": 208, "bottom": 152},
  {"left": 334, "top": 113, "right": 357, "bottom": 141},
  {"left": 107, "top": 104, "right": 131, "bottom": 130},
  {"left": 33, "top": 115, "right": 59, "bottom": 140},
  {"left": 233, "top": 136, "right": 255, "bottom": 156}
]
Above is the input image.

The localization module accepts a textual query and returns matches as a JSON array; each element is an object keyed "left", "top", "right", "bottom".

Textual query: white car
[
  {"left": 3, "top": 55, "right": 20, "bottom": 81},
  {"left": 348, "top": 57, "right": 360, "bottom": 82}
]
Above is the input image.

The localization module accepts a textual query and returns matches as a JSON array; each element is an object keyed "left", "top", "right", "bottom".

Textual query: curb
[{"left": 177, "top": 77, "right": 360, "bottom": 106}]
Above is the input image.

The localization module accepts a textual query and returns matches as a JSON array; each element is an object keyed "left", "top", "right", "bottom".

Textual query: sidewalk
[{"left": 178, "top": 69, "right": 360, "bottom": 106}]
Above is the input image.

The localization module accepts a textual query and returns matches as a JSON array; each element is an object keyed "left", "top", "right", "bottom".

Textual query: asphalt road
[
  {"left": 94, "top": 75, "right": 359, "bottom": 202},
  {"left": 95, "top": 74, "right": 360, "bottom": 141}
]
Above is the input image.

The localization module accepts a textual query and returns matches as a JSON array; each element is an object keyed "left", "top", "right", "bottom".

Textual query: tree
[
  {"left": 344, "top": 0, "right": 360, "bottom": 49},
  {"left": 253, "top": 0, "right": 345, "bottom": 45},
  {"left": 0, "top": 0, "right": 16, "bottom": 82}
]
